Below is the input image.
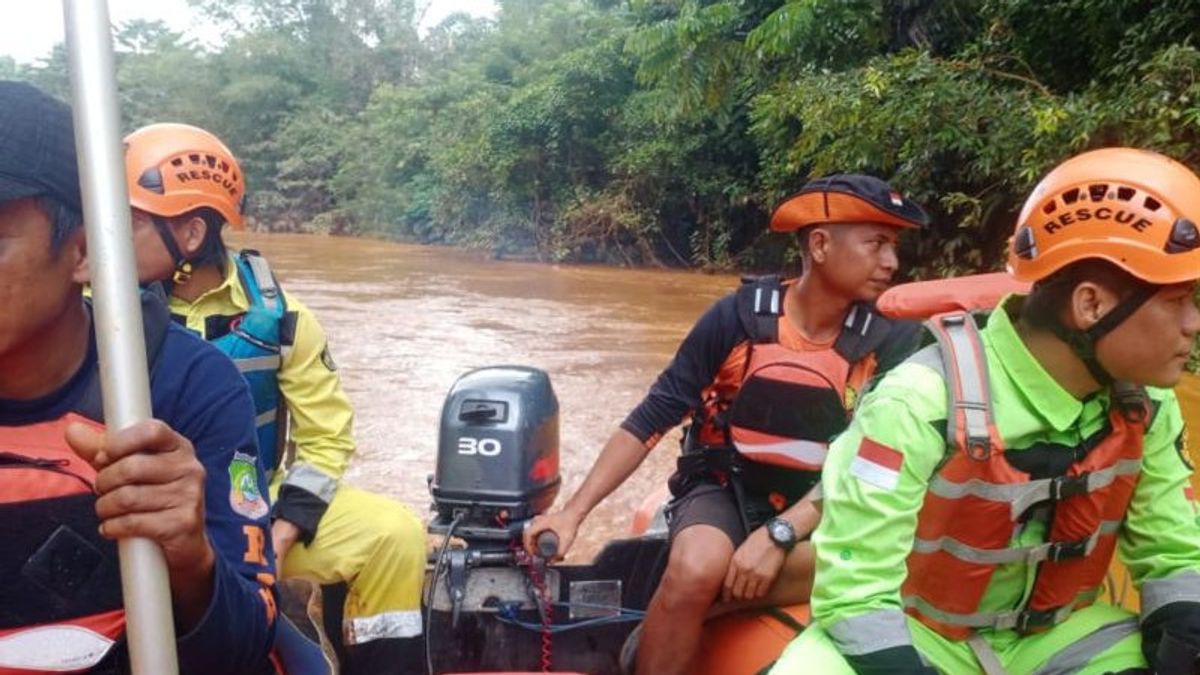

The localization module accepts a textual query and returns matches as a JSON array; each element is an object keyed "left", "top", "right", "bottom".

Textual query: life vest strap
[
  {"left": 240, "top": 249, "right": 283, "bottom": 312},
  {"left": 904, "top": 594, "right": 1075, "bottom": 633},
  {"left": 964, "top": 633, "right": 1007, "bottom": 675},
  {"left": 1013, "top": 606, "right": 1072, "bottom": 633},
  {"left": 927, "top": 458, "right": 1143, "bottom": 519},
  {"left": 752, "top": 284, "right": 781, "bottom": 316},
  {"left": 676, "top": 447, "right": 742, "bottom": 477},
  {"left": 925, "top": 312, "right": 1000, "bottom": 460},
  {"left": 912, "top": 519, "right": 1119, "bottom": 566},
  {"left": 834, "top": 302, "right": 902, "bottom": 365},
  {"left": 1111, "top": 380, "right": 1150, "bottom": 424},
  {"left": 738, "top": 275, "right": 783, "bottom": 344}
]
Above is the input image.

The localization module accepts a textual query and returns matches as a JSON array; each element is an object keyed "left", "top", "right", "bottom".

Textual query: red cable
[
  {"left": 535, "top": 563, "right": 553, "bottom": 672},
  {"left": 506, "top": 516, "right": 553, "bottom": 673}
]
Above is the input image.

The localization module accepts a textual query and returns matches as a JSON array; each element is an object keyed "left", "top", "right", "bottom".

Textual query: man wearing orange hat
[
  {"left": 525, "top": 174, "right": 929, "bottom": 674},
  {"left": 770, "top": 149, "right": 1200, "bottom": 675}
]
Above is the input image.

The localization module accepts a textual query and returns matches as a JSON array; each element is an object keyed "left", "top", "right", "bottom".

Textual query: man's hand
[
  {"left": 66, "top": 419, "right": 216, "bottom": 629},
  {"left": 271, "top": 519, "right": 302, "bottom": 568},
  {"left": 722, "top": 526, "right": 786, "bottom": 603},
  {"left": 519, "top": 428, "right": 650, "bottom": 560},
  {"left": 522, "top": 508, "right": 582, "bottom": 560}
]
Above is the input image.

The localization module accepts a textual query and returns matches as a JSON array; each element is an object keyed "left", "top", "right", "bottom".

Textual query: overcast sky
[{"left": 0, "top": 0, "right": 498, "bottom": 64}]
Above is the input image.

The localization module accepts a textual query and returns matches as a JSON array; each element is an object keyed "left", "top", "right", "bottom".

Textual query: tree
[{"left": 12, "top": 0, "right": 1199, "bottom": 272}]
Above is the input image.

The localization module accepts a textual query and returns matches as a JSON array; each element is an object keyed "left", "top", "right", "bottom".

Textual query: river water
[{"left": 230, "top": 232, "right": 735, "bottom": 560}]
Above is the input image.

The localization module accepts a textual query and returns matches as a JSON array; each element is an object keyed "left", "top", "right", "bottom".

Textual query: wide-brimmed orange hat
[
  {"left": 769, "top": 174, "right": 929, "bottom": 232},
  {"left": 1009, "top": 147, "right": 1200, "bottom": 285},
  {"left": 125, "top": 123, "right": 246, "bottom": 229}
]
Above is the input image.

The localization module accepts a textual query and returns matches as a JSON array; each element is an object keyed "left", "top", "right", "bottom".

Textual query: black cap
[{"left": 0, "top": 81, "right": 81, "bottom": 213}]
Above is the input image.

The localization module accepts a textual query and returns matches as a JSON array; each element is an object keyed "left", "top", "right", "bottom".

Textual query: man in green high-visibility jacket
[{"left": 772, "top": 148, "right": 1200, "bottom": 675}]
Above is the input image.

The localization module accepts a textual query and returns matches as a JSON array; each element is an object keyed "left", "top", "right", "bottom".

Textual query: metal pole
[{"left": 62, "top": 2, "right": 180, "bottom": 673}]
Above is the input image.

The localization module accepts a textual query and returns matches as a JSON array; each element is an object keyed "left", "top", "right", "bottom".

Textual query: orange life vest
[
  {"left": 899, "top": 311, "right": 1148, "bottom": 639},
  {"left": 0, "top": 291, "right": 171, "bottom": 674},
  {"left": 0, "top": 415, "right": 126, "bottom": 675},
  {"left": 685, "top": 276, "right": 915, "bottom": 503},
  {"left": 721, "top": 342, "right": 858, "bottom": 472}
]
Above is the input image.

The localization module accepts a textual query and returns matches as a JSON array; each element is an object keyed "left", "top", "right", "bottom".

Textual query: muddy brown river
[{"left": 230, "top": 232, "right": 735, "bottom": 561}]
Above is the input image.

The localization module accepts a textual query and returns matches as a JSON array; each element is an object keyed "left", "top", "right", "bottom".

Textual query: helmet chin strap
[
  {"left": 151, "top": 215, "right": 193, "bottom": 286},
  {"left": 1048, "top": 283, "right": 1157, "bottom": 386}
]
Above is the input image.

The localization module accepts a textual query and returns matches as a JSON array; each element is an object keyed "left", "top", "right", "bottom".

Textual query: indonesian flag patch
[
  {"left": 850, "top": 438, "right": 903, "bottom": 491},
  {"left": 889, "top": 191, "right": 904, "bottom": 207}
]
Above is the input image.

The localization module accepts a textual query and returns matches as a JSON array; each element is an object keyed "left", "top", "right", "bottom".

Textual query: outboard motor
[
  {"left": 429, "top": 366, "right": 561, "bottom": 542},
  {"left": 425, "top": 367, "right": 659, "bottom": 674}
]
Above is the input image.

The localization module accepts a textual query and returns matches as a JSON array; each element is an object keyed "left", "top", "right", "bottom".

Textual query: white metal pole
[{"left": 62, "top": 1, "right": 180, "bottom": 673}]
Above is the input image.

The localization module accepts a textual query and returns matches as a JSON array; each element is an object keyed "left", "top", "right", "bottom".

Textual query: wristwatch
[{"left": 765, "top": 517, "right": 797, "bottom": 552}]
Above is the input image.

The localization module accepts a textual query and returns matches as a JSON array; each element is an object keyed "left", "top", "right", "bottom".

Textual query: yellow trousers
[{"left": 274, "top": 484, "right": 426, "bottom": 645}]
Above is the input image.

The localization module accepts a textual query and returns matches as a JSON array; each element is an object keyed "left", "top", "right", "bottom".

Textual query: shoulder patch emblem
[
  {"left": 320, "top": 345, "right": 337, "bottom": 371},
  {"left": 229, "top": 451, "right": 269, "bottom": 519}
]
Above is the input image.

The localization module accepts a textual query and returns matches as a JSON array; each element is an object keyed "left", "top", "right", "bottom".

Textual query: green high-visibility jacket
[{"left": 811, "top": 296, "right": 1200, "bottom": 671}]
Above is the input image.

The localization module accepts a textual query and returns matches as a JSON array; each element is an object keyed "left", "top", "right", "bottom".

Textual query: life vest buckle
[
  {"left": 1111, "top": 384, "right": 1148, "bottom": 424},
  {"left": 1049, "top": 473, "right": 1090, "bottom": 501},
  {"left": 1015, "top": 607, "right": 1059, "bottom": 633},
  {"left": 675, "top": 448, "right": 740, "bottom": 478},
  {"left": 965, "top": 437, "right": 992, "bottom": 461},
  {"left": 1046, "top": 537, "right": 1091, "bottom": 562}
]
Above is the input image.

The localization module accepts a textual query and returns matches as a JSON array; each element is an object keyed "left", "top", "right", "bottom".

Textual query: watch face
[{"left": 769, "top": 519, "right": 792, "bottom": 543}]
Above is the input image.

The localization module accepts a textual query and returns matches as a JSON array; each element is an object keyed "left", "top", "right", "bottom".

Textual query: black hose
[{"left": 425, "top": 514, "right": 463, "bottom": 675}]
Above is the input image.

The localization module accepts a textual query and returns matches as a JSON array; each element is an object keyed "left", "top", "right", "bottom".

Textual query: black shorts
[
  {"left": 665, "top": 473, "right": 803, "bottom": 547},
  {"left": 665, "top": 482, "right": 747, "bottom": 546}
]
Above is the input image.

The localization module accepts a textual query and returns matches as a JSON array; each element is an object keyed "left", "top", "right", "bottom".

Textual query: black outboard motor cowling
[{"left": 429, "top": 366, "right": 560, "bottom": 541}]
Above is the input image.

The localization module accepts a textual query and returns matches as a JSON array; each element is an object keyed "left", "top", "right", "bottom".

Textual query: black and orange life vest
[
  {"left": 899, "top": 311, "right": 1148, "bottom": 639},
  {"left": 686, "top": 276, "right": 917, "bottom": 503},
  {"left": 0, "top": 292, "right": 170, "bottom": 674}
]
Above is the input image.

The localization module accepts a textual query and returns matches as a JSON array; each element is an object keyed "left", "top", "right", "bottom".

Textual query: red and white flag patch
[{"left": 850, "top": 438, "right": 903, "bottom": 491}]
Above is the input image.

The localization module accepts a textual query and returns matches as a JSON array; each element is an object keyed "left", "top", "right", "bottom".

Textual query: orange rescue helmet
[
  {"left": 770, "top": 174, "right": 929, "bottom": 232},
  {"left": 1009, "top": 147, "right": 1200, "bottom": 285},
  {"left": 125, "top": 123, "right": 246, "bottom": 229}
]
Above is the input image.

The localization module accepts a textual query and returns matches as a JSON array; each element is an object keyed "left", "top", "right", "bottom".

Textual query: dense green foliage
[{"left": 12, "top": 0, "right": 1200, "bottom": 273}]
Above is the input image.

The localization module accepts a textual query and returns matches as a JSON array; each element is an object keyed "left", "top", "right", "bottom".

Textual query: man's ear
[
  {"left": 68, "top": 228, "right": 90, "bottom": 284},
  {"left": 809, "top": 226, "right": 833, "bottom": 265},
  {"left": 1067, "top": 280, "right": 1119, "bottom": 331},
  {"left": 175, "top": 216, "right": 209, "bottom": 258}
]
